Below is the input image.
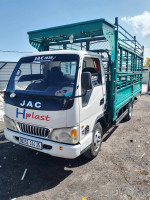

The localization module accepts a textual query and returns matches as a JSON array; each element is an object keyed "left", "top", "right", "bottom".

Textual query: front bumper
[{"left": 4, "top": 128, "right": 81, "bottom": 159}]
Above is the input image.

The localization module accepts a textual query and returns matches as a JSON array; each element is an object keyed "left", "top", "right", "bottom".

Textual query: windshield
[{"left": 7, "top": 54, "right": 79, "bottom": 97}]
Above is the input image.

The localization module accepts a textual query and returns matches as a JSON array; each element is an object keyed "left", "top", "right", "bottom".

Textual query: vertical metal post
[
  {"left": 115, "top": 17, "right": 118, "bottom": 26},
  {"left": 30, "top": 63, "right": 32, "bottom": 75},
  {"left": 134, "top": 36, "right": 136, "bottom": 53},
  {"left": 142, "top": 45, "right": 144, "bottom": 58},
  {"left": 40, "top": 64, "right": 42, "bottom": 74},
  {"left": 120, "top": 48, "right": 123, "bottom": 72},
  {"left": 112, "top": 17, "right": 119, "bottom": 120},
  {"left": 126, "top": 51, "right": 129, "bottom": 72},
  {"left": 39, "top": 44, "right": 49, "bottom": 51},
  {"left": 44, "top": 45, "right": 49, "bottom": 51},
  {"left": 63, "top": 44, "right": 67, "bottom": 49},
  {"left": 86, "top": 41, "right": 89, "bottom": 51}
]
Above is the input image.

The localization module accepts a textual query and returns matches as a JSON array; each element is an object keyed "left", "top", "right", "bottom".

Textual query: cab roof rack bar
[
  {"left": 28, "top": 18, "right": 115, "bottom": 52},
  {"left": 28, "top": 17, "right": 143, "bottom": 56}
]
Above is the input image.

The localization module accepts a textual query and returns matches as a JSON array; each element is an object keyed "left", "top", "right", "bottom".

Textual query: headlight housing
[
  {"left": 4, "top": 115, "right": 18, "bottom": 132},
  {"left": 50, "top": 127, "right": 79, "bottom": 144}
]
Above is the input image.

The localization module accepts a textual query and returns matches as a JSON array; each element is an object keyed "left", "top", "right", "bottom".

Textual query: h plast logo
[{"left": 16, "top": 108, "right": 50, "bottom": 122}]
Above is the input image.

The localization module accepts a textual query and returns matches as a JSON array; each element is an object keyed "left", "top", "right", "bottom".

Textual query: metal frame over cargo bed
[{"left": 28, "top": 18, "right": 144, "bottom": 121}]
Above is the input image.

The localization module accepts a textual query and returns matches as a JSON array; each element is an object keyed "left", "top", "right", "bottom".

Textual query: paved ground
[{"left": 0, "top": 94, "right": 150, "bottom": 200}]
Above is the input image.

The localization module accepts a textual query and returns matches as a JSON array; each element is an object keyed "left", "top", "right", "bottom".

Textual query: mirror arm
[{"left": 68, "top": 90, "right": 87, "bottom": 100}]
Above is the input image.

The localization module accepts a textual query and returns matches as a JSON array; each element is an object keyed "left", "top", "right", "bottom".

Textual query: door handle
[{"left": 100, "top": 98, "right": 104, "bottom": 105}]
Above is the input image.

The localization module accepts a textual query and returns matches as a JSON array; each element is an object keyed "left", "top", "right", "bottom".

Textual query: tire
[
  {"left": 125, "top": 102, "right": 133, "bottom": 121},
  {"left": 84, "top": 123, "right": 103, "bottom": 159}
]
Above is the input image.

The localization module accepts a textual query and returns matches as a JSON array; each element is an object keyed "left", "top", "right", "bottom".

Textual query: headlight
[
  {"left": 4, "top": 115, "right": 18, "bottom": 132},
  {"left": 50, "top": 127, "right": 79, "bottom": 144}
]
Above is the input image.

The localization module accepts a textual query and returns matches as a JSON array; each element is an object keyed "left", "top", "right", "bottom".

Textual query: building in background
[
  {"left": 143, "top": 57, "right": 150, "bottom": 93},
  {"left": 0, "top": 62, "right": 17, "bottom": 91}
]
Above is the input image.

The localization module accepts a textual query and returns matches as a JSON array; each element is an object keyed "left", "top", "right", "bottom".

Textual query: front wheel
[
  {"left": 125, "top": 102, "right": 133, "bottom": 121},
  {"left": 84, "top": 123, "right": 103, "bottom": 159}
]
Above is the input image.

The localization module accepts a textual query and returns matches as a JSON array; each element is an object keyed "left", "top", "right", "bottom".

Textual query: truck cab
[{"left": 4, "top": 50, "right": 106, "bottom": 159}]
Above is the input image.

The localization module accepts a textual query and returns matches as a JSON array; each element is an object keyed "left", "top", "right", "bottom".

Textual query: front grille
[{"left": 18, "top": 123, "right": 50, "bottom": 138}]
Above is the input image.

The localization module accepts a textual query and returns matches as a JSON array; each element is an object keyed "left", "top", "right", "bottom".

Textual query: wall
[
  {"left": 142, "top": 69, "right": 149, "bottom": 84},
  {"left": 0, "top": 62, "right": 17, "bottom": 91}
]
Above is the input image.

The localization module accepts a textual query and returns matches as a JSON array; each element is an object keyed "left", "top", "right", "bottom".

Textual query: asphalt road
[{"left": 0, "top": 94, "right": 150, "bottom": 200}]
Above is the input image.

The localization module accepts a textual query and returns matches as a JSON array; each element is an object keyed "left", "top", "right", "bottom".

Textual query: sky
[{"left": 0, "top": 0, "right": 150, "bottom": 62}]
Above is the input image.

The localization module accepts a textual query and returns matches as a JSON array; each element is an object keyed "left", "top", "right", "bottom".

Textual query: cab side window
[
  {"left": 82, "top": 57, "right": 102, "bottom": 107},
  {"left": 82, "top": 58, "right": 101, "bottom": 87}
]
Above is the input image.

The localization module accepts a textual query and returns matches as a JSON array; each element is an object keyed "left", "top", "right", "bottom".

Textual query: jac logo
[{"left": 20, "top": 100, "right": 41, "bottom": 108}]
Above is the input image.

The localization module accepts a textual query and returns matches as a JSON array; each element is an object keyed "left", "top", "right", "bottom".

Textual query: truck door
[{"left": 79, "top": 56, "right": 106, "bottom": 139}]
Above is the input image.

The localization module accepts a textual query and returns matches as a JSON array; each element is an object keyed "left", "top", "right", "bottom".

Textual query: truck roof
[{"left": 23, "top": 49, "right": 100, "bottom": 58}]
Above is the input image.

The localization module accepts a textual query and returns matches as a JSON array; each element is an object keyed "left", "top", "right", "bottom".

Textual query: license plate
[{"left": 19, "top": 137, "right": 42, "bottom": 150}]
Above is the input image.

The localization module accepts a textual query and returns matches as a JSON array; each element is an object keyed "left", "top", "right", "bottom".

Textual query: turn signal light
[
  {"left": 59, "top": 146, "right": 63, "bottom": 150},
  {"left": 71, "top": 129, "right": 78, "bottom": 138}
]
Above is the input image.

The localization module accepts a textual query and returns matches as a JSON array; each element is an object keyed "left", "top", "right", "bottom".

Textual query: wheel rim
[
  {"left": 129, "top": 105, "right": 133, "bottom": 118},
  {"left": 93, "top": 130, "right": 102, "bottom": 152}
]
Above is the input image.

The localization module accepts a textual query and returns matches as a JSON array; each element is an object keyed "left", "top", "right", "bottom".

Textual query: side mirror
[
  {"left": 81, "top": 72, "right": 93, "bottom": 90},
  {"left": 16, "top": 69, "right": 21, "bottom": 77}
]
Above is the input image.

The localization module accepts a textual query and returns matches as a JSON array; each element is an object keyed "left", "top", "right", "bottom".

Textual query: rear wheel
[
  {"left": 84, "top": 123, "right": 103, "bottom": 159},
  {"left": 125, "top": 102, "right": 133, "bottom": 121}
]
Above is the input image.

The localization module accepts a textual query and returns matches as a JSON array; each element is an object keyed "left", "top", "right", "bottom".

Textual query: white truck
[{"left": 4, "top": 18, "right": 143, "bottom": 159}]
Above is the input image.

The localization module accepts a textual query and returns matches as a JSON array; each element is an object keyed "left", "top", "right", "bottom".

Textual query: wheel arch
[{"left": 94, "top": 113, "right": 107, "bottom": 131}]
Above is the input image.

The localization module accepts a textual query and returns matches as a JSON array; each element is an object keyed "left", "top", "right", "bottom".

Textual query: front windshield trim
[{"left": 7, "top": 54, "right": 79, "bottom": 98}]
